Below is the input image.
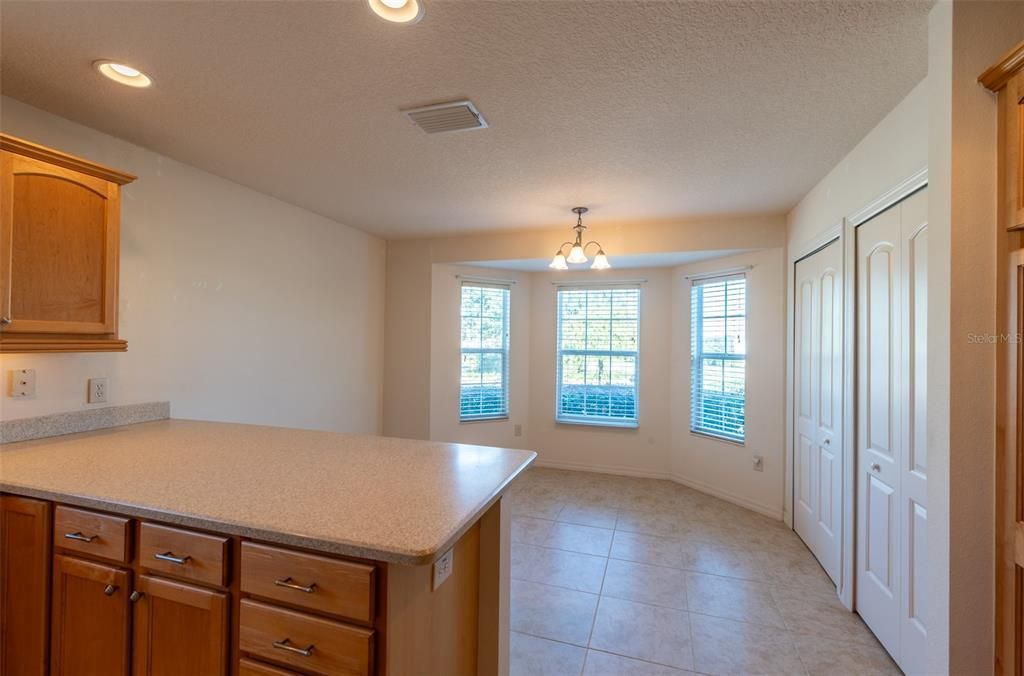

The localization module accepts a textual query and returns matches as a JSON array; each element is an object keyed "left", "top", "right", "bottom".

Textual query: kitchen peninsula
[{"left": 0, "top": 419, "right": 535, "bottom": 676}]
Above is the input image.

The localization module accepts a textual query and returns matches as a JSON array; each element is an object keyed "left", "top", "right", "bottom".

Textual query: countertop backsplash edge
[{"left": 0, "top": 401, "right": 171, "bottom": 444}]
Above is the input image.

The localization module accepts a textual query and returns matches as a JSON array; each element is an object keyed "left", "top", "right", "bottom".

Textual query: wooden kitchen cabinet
[
  {"left": 132, "top": 575, "right": 229, "bottom": 676},
  {"left": 0, "top": 495, "right": 51, "bottom": 676},
  {"left": 51, "top": 554, "right": 131, "bottom": 676},
  {"left": 0, "top": 133, "right": 135, "bottom": 353}
]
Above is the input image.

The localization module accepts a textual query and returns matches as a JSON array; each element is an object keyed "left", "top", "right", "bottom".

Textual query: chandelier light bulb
[
  {"left": 549, "top": 253, "right": 569, "bottom": 270},
  {"left": 591, "top": 251, "right": 611, "bottom": 270},
  {"left": 567, "top": 244, "right": 588, "bottom": 264}
]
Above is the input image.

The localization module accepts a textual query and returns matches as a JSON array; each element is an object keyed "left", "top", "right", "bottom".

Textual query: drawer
[
  {"left": 239, "top": 599, "right": 373, "bottom": 676},
  {"left": 54, "top": 505, "right": 130, "bottom": 563},
  {"left": 241, "top": 542, "right": 375, "bottom": 624},
  {"left": 239, "top": 658, "right": 302, "bottom": 676},
  {"left": 139, "top": 522, "right": 229, "bottom": 587}
]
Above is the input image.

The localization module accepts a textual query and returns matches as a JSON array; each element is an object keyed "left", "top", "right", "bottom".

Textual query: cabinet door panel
[
  {"left": 51, "top": 554, "right": 130, "bottom": 676},
  {"left": 133, "top": 575, "right": 229, "bottom": 676},
  {"left": 0, "top": 495, "right": 51, "bottom": 676},
  {"left": 1, "top": 151, "right": 118, "bottom": 334}
]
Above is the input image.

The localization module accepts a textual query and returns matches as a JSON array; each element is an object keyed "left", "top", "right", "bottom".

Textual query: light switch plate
[
  {"left": 753, "top": 455, "right": 764, "bottom": 472},
  {"left": 432, "top": 548, "right": 454, "bottom": 591},
  {"left": 88, "top": 377, "right": 108, "bottom": 404},
  {"left": 9, "top": 369, "right": 36, "bottom": 398}
]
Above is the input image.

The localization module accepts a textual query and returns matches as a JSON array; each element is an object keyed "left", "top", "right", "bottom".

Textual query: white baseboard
[
  {"left": 532, "top": 458, "right": 672, "bottom": 480},
  {"left": 669, "top": 473, "right": 783, "bottom": 520},
  {"left": 530, "top": 459, "right": 784, "bottom": 521}
]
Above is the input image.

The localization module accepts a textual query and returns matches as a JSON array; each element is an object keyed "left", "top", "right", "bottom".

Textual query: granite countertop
[{"left": 0, "top": 419, "right": 535, "bottom": 565}]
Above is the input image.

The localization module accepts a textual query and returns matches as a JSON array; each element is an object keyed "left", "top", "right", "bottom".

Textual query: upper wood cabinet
[{"left": 0, "top": 134, "right": 135, "bottom": 353}]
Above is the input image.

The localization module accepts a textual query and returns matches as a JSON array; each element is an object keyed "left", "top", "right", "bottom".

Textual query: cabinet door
[
  {"left": 132, "top": 575, "right": 229, "bottom": 676},
  {"left": 51, "top": 554, "right": 130, "bottom": 676},
  {"left": 0, "top": 150, "right": 119, "bottom": 334},
  {"left": 0, "top": 495, "right": 51, "bottom": 676}
]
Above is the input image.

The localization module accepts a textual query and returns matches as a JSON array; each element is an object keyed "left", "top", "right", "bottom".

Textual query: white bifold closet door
[
  {"left": 793, "top": 239, "right": 843, "bottom": 585},
  {"left": 856, "top": 187, "right": 928, "bottom": 674}
]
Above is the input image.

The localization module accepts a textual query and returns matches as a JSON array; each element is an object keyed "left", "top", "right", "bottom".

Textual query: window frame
[
  {"left": 554, "top": 284, "right": 641, "bottom": 429},
  {"left": 690, "top": 273, "right": 747, "bottom": 444},
  {"left": 459, "top": 281, "right": 511, "bottom": 423}
]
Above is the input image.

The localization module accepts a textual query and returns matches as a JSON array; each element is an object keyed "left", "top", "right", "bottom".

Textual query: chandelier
[{"left": 549, "top": 207, "right": 611, "bottom": 270}]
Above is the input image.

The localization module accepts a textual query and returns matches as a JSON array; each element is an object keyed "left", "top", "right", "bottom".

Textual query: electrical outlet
[
  {"left": 753, "top": 455, "right": 764, "bottom": 472},
  {"left": 88, "top": 377, "right": 108, "bottom": 404},
  {"left": 432, "top": 548, "right": 454, "bottom": 591},
  {"left": 514, "top": 424, "right": 522, "bottom": 437},
  {"left": 9, "top": 369, "right": 36, "bottom": 398}
]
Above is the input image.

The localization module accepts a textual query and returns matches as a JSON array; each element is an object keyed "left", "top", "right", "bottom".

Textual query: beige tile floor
[{"left": 507, "top": 468, "right": 901, "bottom": 676}]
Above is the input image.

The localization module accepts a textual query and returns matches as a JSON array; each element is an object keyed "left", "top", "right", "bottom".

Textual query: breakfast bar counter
[{"left": 0, "top": 419, "right": 535, "bottom": 676}]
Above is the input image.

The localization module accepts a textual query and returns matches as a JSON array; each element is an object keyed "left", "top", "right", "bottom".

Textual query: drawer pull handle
[
  {"left": 274, "top": 577, "right": 317, "bottom": 594},
  {"left": 154, "top": 551, "right": 191, "bottom": 565},
  {"left": 272, "top": 639, "right": 315, "bottom": 657},
  {"left": 64, "top": 531, "right": 97, "bottom": 543}
]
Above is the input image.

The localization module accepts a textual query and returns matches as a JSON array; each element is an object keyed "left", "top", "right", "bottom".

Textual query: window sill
[
  {"left": 556, "top": 417, "right": 639, "bottom": 429},
  {"left": 689, "top": 430, "right": 745, "bottom": 447},
  {"left": 460, "top": 416, "right": 509, "bottom": 425}
]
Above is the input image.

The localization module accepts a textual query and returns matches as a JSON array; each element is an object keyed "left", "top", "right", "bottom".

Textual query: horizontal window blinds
[
  {"left": 556, "top": 286, "right": 640, "bottom": 426},
  {"left": 460, "top": 282, "right": 510, "bottom": 421},
  {"left": 691, "top": 274, "right": 746, "bottom": 442}
]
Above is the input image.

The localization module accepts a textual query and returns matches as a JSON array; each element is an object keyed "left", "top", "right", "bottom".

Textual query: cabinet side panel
[{"left": 0, "top": 496, "right": 52, "bottom": 676}]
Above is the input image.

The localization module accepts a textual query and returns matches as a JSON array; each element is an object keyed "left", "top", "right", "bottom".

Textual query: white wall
[
  {"left": 528, "top": 267, "right": 674, "bottom": 478},
  {"left": 385, "top": 215, "right": 787, "bottom": 441},
  {"left": 430, "top": 264, "right": 532, "bottom": 449},
  {"left": 426, "top": 252, "right": 787, "bottom": 517},
  {"left": 671, "top": 248, "right": 787, "bottom": 518},
  {"left": 0, "top": 97, "right": 386, "bottom": 434},
  {"left": 786, "top": 79, "right": 929, "bottom": 253}
]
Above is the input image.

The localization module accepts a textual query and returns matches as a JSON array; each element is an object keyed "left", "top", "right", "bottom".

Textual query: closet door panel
[
  {"left": 899, "top": 189, "right": 929, "bottom": 672},
  {"left": 856, "top": 207, "right": 902, "bottom": 659},
  {"left": 794, "top": 239, "right": 842, "bottom": 584}
]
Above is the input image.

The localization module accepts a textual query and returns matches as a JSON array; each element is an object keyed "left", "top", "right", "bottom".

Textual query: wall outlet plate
[
  {"left": 88, "top": 377, "right": 108, "bottom": 404},
  {"left": 432, "top": 548, "right": 454, "bottom": 591},
  {"left": 9, "top": 369, "right": 36, "bottom": 398}
]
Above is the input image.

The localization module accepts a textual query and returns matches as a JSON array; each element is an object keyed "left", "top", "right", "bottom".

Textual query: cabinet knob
[
  {"left": 870, "top": 463, "right": 881, "bottom": 473},
  {"left": 103, "top": 584, "right": 118, "bottom": 597},
  {"left": 129, "top": 590, "right": 144, "bottom": 603},
  {"left": 0, "top": 316, "right": 10, "bottom": 326}
]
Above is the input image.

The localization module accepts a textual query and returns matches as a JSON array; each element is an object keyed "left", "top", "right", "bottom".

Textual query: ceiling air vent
[{"left": 403, "top": 100, "right": 488, "bottom": 134}]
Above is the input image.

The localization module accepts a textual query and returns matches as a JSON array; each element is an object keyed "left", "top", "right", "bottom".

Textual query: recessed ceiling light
[
  {"left": 367, "top": 0, "right": 424, "bottom": 24},
  {"left": 94, "top": 60, "right": 152, "bottom": 88}
]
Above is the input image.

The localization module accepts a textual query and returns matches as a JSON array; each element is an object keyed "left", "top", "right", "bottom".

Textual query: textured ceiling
[{"left": 0, "top": 0, "right": 930, "bottom": 238}]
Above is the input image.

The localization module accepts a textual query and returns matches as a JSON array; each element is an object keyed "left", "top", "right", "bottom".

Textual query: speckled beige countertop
[{"left": 0, "top": 419, "right": 535, "bottom": 565}]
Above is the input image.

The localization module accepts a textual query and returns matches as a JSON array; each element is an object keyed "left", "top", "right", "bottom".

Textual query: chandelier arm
[
  {"left": 556, "top": 241, "right": 574, "bottom": 255},
  {"left": 583, "top": 241, "right": 604, "bottom": 253}
]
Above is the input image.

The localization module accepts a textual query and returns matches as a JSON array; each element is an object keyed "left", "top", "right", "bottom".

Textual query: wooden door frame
[{"left": 784, "top": 167, "right": 928, "bottom": 612}]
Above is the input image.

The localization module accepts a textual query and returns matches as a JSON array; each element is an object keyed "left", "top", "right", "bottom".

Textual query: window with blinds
[
  {"left": 460, "top": 282, "right": 510, "bottom": 421},
  {"left": 556, "top": 286, "right": 640, "bottom": 427},
  {"left": 690, "top": 274, "right": 746, "bottom": 442}
]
